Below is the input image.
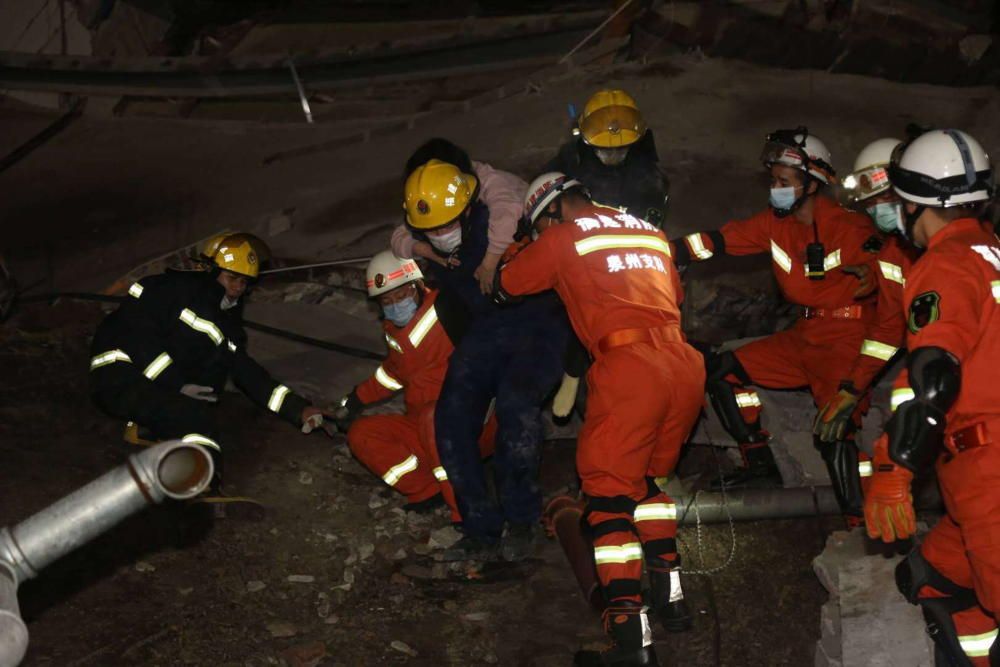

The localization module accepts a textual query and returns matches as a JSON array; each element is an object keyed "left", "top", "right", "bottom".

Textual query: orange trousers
[
  {"left": 348, "top": 401, "right": 496, "bottom": 522},
  {"left": 918, "top": 419, "right": 1000, "bottom": 665},
  {"left": 578, "top": 340, "right": 705, "bottom": 604}
]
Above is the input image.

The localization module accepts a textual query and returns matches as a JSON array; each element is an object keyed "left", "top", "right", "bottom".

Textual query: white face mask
[
  {"left": 220, "top": 295, "right": 240, "bottom": 310},
  {"left": 429, "top": 226, "right": 462, "bottom": 253},
  {"left": 595, "top": 147, "right": 629, "bottom": 167}
]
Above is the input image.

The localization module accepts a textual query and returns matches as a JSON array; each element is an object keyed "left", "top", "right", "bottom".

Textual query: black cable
[{"left": 16, "top": 291, "right": 383, "bottom": 361}]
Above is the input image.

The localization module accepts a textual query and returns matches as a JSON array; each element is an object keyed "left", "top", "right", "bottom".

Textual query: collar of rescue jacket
[{"left": 927, "top": 217, "right": 986, "bottom": 249}]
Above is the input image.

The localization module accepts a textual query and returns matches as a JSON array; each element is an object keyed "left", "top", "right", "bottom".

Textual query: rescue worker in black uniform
[
  {"left": 544, "top": 89, "right": 671, "bottom": 418},
  {"left": 89, "top": 233, "right": 329, "bottom": 483}
]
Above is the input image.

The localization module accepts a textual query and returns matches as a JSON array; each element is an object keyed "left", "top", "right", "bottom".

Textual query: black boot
[
  {"left": 574, "top": 601, "right": 660, "bottom": 667},
  {"left": 647, "top": 556, "right": 692, "bottom": 633},
  {"left": 403, "top": 492, "right": 446, "bottom": 514},
  {"left": 709, "top": 439, "right": 781, "bottom": 490}
]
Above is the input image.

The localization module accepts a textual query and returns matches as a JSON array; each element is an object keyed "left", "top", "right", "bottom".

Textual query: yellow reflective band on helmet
[
  {"left": 633, "top": 503, "right": 677, "bottom": 522},
  {"left": 858, "top": 461, "right": 873, "bottom": 478},
  {"left": 407, "top": 305, "right": 438, "bottom": 348},
  {"left": 771, "top": 240, "right": 792, "bottom": 273},
  {"left": 891, "top": 388, "right": 916, "bottom": 411},
  {"left": 227, "top": 340, "right": 237, "bottom": 353},
  {"left": 684, "top": 233, "right": 713, "bottom": 260},
  {"left": 385, "top": 333, "right": 403, "bottom": 354},
  {"left": 382, "top": 455, "right": 419, "bottom": 486},
  {"left": 593, "top": 542, "right": 643, "bottom": 565},
  {"left": 375, "top": 366, "right": 404, "bottom": 391},
  {"left": 992, "top": 280, "right": 1000, "bottom": 303},
  {"left": 182, "top": 433, "right": 221, "bottom": 452},
  {"left": 268, "top": 384, "right": 291, "bottom": 413},
  {"left": 433, "top": 466, "right": 448, "bottom": 482},
  {"left": 128, "top": 282, "right": 144, "bottom": 299},
  {"left": 861, "top": 339, "right": 898, "bottom": 361},
  {"left": 143, "top": 352, "right": 173, "bottom": 380},
  {"left": 179, "top": 308, "right": 224, "bottom": 345},
  {"left": 90, "top": 349, "right": 132, "bottom": 370},
  {"left": 575, "top": 234, "right": 671, "bottom": 258},
  {"left": 959, "top": 628, "right": 998, "bottom": 657},
  {"left": 879, "top": 261, "right": 905, "bottom": 285},
  {"left": 735, "top": 392, "right": 762, "bottom": 409}
]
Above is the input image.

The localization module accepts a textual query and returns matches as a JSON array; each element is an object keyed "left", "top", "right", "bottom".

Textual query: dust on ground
[{"left": 1, "top": 301, "right": 841, "bottom": 667}]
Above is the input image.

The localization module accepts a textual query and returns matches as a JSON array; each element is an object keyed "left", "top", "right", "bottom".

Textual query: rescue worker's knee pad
[{"left": 896, "top": 549, "right": 979, "bottom": 667}]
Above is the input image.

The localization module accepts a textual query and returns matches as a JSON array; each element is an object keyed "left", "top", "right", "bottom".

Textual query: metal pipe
[
  {"left": 0, "top": 440, "right": 213, "bottom": 583},
  {"left": 674, "top": 486, "right": 843, "bottom": 524},
  {"left": 0, "top": 562, "right": 27, "bottom": 667},
  {"left": 259, "top": 256, "right": 372, "bottom": 275}
]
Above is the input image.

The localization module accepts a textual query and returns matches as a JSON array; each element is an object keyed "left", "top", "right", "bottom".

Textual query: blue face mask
[
  {"left": 383, "top": 297, "right": 418, "bottom": 327},
  {"left": 866, "top": 201, "right": 904, "bottom": 235},
  {"left": 769, "top": 186, "right": 798, "bottom": 212}
]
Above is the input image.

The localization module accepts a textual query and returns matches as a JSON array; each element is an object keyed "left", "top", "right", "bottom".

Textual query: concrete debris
[
  {"left": 462, "top": 612, "right": 489, "bottom": 622},
  {"left": 287, "top": 574, "right": 315, "bottom": 583},
  {"left": 178, "top": 587, "right": 194, "bottom": 596},
  {"left": 390, "top": 640, "right": 418, "bottom": 657},
  {"left": 298, "top": 471, "right": 314, "bottom": 485},
  {"left": 134, "top": 560, "right": 156, "bottom": 573},
  {"left": 267, "top": 210, "right": 295, "bottom": 237},
  {"left": 959, "top": 34, "right": 993, "bottom": 64},
  {"left": 279, "top": 641, "right": 327, "bottom": 667},
  {"left": 246, "top": 580, "right": 267, "bottom": 593},
  {"left": 266, "top": 621, "right": 298, "bottom": 638},
  {"left": 391, "top": 548, "right": 408, "bottom": 560},
  {"left": 316, "top": 592, "right": 332, "bottom": 619},
  {"left": 358, "top": 542, "right": 375, "bottom": 561},
  {"left": 368, "top": 492, "right": 389, "bottom": 510},
  {"left": 324, "top": 614, "right": 340, "bottom": 625},
  {"left": 428, "top": 525, "right": 462, "bottom": 550}
]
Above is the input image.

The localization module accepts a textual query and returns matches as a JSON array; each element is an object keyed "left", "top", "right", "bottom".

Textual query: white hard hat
[
  {"left": 761, "top": 127, "right": 836, "bottom": 184},
  {"left": 842, "top": 138, "right": 902, "bottom": 202},
  {"left": 890, "top": 129, "right": 993, "bottom": 207},
  {"left": 524, "top": 172, "right": 585, "bottom": 224},
  {"left": 365, "top": 250, "right": 423, "bottom": 297}
]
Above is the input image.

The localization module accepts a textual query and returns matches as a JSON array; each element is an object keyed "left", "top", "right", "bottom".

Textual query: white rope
[{"left": 558, "top": 0, "right": 636, "bottom": 64}]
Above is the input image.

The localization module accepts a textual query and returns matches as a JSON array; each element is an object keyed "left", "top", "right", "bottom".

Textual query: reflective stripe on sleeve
[
  {"left": 735, "top": 391, "right": 762, "bottom": 409},
  {"left": 178, "top": 308, "right": 224, "bottom": 345},
  {"left": 593, "top": 542, "right": 644, "bottom": 565},
  {"left": 634, "top": 503, "right": 677, "bottom": 522},
  {"left": 861, "top": 339, "right": 898, "bottom": 361},
  {"left": 433, "top": 466, "right": 448, "bottom": 482},
  {"left": 992, "top": 280, "right": 1000, "bottom": 303},
  {"left": 90, "top": 349, "right": 132, "bottom": 370},
  {"left": 959, "top": 629, "right": 998, "bottom": 657},
  {"left": 879, "top": 261, "right": 905, "bottom": 285},
  {"left": 574, "top": 234, "right": 672, "bottom": 257},
  {"left": 182, "top": 433, "right": 221, "bottom": 452},
  {"left": 268, "top": 384, "right": 291, "bottom": 413},
  {"left": 227, "top": 340, "right": 237, "bottom": 353},
  {"left": 142, "top": 352, "right": 173, "bottom": 380},
  {"left": 858, "top": 461, "right": 873, "bottom": 478},
  {"left": 374, "top": 366, "right": 404, "bottom": 391},
  {"left": 890, "top": 388, "right": 916, "bottom": 411},
  {"left": 684, "top": 233, "right": 713, "bottom": 260},
  {"left": 771, "top": 240, "right": 792, "bottom": 273},
  {"left": 408, "top": 305, "right": 439, "bottom": 348},
  {"left": 128, "top": 282, "right": 144, "bottom": 298},
  {"left": 382, "top": 455, "right": 419, "bottom": 486}
]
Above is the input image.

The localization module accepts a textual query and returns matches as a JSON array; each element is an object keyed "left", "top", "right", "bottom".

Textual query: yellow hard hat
[
  {"left": 212, "top": 233, "right": 269, "bottom": 279},
  {"left": 582, "top": 89, "right": 639, "bottom": 118},
  {"left": 403, "top": 159, "right": 478, "bottom": 231},
  {"left": 579, "top": 104, "right": 647, "bottom": 148},
  {"left": 200, "top": 232, "right": 232, "bottom": 261}
]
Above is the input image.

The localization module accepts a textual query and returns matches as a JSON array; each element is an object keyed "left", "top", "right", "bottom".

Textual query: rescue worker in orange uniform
[
  {"left": 334, "top": 250, "right": 495, "bottom": 521},
  {"left": 496, "top": 173, "right": 703, "bottom": 667},
  {"left": 671, "top": 128, "right": 882, "bottom": 518},
  {"left": 862, "top": 129, "right": 1000, "bottom": 666},
  {"left": 813, "top": 137, "right": 918, "bottom": 445}
]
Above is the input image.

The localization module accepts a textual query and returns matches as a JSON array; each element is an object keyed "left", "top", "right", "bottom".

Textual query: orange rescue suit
[
  {"left": 348, "top": 289, "right": 494, "bottom": 520},
  {"left": 500, "top": 203, "right": 704, "bottom": 604}
]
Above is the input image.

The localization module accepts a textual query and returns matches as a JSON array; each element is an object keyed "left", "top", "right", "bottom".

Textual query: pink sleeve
[
  {"left": 390, "top": 224, "right": 417, "bottom": 258},
  {"left": 473, "top": 161, "right": 526, "bottom": 256}
]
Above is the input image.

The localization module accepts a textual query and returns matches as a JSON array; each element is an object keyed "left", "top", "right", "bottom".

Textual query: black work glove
[
  {"left": 886, "top": 398, "right": 946, "bottom": 474},
  {"left": 333, "top": 390, "right": 364, "bottom": 433}
]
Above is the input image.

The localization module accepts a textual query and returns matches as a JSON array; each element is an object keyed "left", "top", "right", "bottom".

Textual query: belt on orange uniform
[
  {"left": 597, "top": 326, "right": 683, "bottom": 355},
  {"left": 944, "top": 421, "right": 994, "bottom": 455},
  {"left": 802, "top": 305, "right": 866, "bottom": 320}
]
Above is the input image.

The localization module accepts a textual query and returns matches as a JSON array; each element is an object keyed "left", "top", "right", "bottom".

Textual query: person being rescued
[
  {"left": 88, "top": 233, "right": 331, "bottom": 496},
  {"left": 333, "top": 250, "right": 496, "bottom": 522}
]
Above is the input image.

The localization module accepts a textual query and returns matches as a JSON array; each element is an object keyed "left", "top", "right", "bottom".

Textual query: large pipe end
[
  {"left": 0, "top": 562, "right": 27, "bottom": 667},
  {"left": 130, "top": 440, "right": 214, "bottom": 502}
]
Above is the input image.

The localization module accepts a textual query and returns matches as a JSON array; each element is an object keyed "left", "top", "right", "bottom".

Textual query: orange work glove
[
  {"left": 842, "top": 264, "right": 876, "bottom": 299},
  {"left": 864, "top": 434, "right": 916, "bottom": 543},
  {"left": 813, "top": 382, "right": 860, "bottom": 443}
]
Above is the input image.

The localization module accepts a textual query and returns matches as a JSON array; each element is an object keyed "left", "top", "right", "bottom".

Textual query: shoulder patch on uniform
[
  {"left": 907, "top": 291, "right": 940, "bottom": 334},
  {"left": 862, "top": 234, "right": 884, "bottom": 254}
]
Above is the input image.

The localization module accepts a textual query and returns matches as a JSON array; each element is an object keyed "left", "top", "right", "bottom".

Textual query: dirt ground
[{"left": 0, "top": 299, "right": 842, "bottom": 667}]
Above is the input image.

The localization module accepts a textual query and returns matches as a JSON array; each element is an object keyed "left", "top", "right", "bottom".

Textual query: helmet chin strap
[
  {"left": 903, "top": 204, "right": 926, "bottom": 246},
  {"left": 772, "top": 184, "right": 812, "bottom": 219}
]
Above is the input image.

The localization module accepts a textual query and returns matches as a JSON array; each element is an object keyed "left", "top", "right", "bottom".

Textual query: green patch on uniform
[{"left": 907, "top": 291, "right": 940, "bottom": 333}]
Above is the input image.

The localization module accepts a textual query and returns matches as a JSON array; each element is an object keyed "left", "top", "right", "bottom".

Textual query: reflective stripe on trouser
[{"left": 346, "top": 413, "right": 439, "bottom": 504}]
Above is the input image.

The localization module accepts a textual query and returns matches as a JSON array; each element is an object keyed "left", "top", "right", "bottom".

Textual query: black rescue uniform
[{"left": 89, "top": 270, "right": 308, "bottom": 469}]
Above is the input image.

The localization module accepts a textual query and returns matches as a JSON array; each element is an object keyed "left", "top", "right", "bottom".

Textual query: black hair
[{"left": 405, "top": 138, "right": 473, "bottom": 177}]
